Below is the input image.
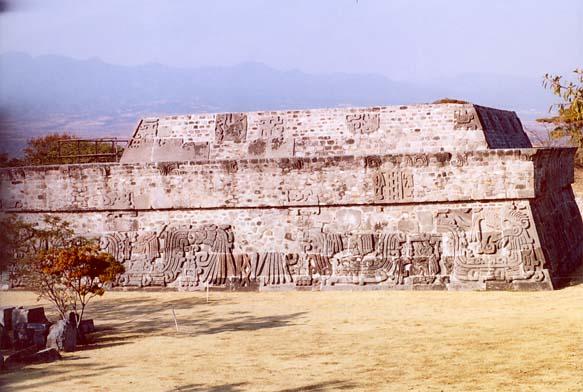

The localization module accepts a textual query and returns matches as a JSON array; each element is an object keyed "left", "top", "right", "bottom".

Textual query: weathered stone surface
[
  {"left": 13, "top": 322, "right": 31, "bottom": 349},
  {"left": 0, "top": 323, "right": 10, "bottom": 349},
  {"left": 5, "top": 346, "right": 38, "bottom": 366},
  {"left": 46, "top": 320, "right": 77, "bottom": 352},
  {"left": 12, "top": 307, "right": 49, "bottom": 325},
  {"left": 0, "top": 306, "right": 14, "bottom": 329},
  {"left": 1, "top": 103, "right": 581, "bottom": 291},
  {"left": 79, "top": 319, "right": 96, "bottom": 334},
  {"left": 28, "top": 323, "right": 50, "bottom": 349},
  {"left": 29, "top": 348, "right": 62, "bottom": 363}
]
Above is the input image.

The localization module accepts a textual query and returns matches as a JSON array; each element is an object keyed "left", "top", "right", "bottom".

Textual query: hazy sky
[{"left": 1, "top": 0, "right": 582, "bottom": 80}]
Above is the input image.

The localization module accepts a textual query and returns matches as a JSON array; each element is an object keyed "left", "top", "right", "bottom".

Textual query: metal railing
[{"left": 56, "top": 138, "right": 129, "bottom": 163}]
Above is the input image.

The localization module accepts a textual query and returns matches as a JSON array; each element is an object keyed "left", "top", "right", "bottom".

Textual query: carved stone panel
[
  {"left": 249, "top": 115, "right": 293, "bottom": 158},
  {"left": 453, "top": 108, "right": 480, "bottom": 130},
  {"left": 435, "top": 205, "right": 547, "bottom": 284},
  {"left": 215, "top": 113, "right": 248, "bottom": 142},
  {"left": 346, "top": 113, "right": 380, "bottom": 134},
  {"left": 257, "top": 115, "right": 285, "bottom": 141},
  {"left": 135, "top": 119, "right": 159, "bottom": 138},
  {"left": 374, "top": 170, "right": 414, "bottom": 201}
]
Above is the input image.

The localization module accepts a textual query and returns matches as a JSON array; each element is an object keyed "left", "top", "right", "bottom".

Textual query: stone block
[
  {"left": 29, "top": 348, "right": 62, "bottom": 364},
  {"left": 79, "top": 319, "right": 96, "bottom": 334},
  {"left": 27, "top": 323, "right": 50, "bottom": 349},
  {"left": 13, "top": 322, "right": 31, "bottom": 349},
  {"left": 46, "top": 320, "right": 77, "bottom": 352},
  {"left": 12, "top": 307, "right": 49, "bottom": 325},
  {"left": 0, "top": 306, "right": 14, "bottom": 329},
  {"left": 0, "top": 323, "right": 11, "bottom": 349}
]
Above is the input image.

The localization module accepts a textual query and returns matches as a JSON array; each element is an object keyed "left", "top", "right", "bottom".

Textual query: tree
[
  {"left": 21, "top": 132, "right": 125, "bottom": 166},
  {"left": 29, "top": 242, "right": 124, "bottom": 327},
  {"left": 538, "top": 69, "right": 583, "bottom": 166},
  {"left": 1, "top": 215, "right": 124, "bottom": 327},
  {"left": 0, "top": 132, "right": 125, "bottom": 167},
  {"left": 0, "top": 152, "right": 23, "bottom": 167}
]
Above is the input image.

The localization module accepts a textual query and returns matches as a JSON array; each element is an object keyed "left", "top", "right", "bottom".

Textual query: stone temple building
[{"left": 1, "top": 103, "right": 582, "bottom": 290}]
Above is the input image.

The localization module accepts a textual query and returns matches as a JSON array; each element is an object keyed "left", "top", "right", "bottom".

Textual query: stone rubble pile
[{"left": 0, "top": 306, "right": 96, "bottom": 368}]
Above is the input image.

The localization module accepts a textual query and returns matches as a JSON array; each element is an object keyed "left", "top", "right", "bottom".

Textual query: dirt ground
[{"left": 1, "top": 286, "right": 582, "bottom": 392}]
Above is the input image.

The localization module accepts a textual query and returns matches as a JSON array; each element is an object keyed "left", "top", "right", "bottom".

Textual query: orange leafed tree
[{"left": 29, "top": 242, "right": 125, "bottom": 327}]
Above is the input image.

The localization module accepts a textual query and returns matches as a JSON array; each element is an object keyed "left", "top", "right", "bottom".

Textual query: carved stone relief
[
  {"left": 136, "top": 119, "right": 159, "bottom": 138},
  {"left": 346, "top": 113, "right": 380, "bottom": 134},
  {"left": 453, "top": 108, "right": 480, "bottom": 130},
  {"left": 402, "top": 154, "right": 429, "bottom": 168},
  {"left": 435, "top": 205, "right": 546, "bottom": 284},
  {"left": 90, "top": 202, "right": 553, "bottom": 290},
  {"left": 373, "top": 170, "right": 414, "bottom": 201},
  {"left": 257, "top": 115, "right": 285, "bottom": 142},
  {"left": 364, "top": 156, "right": 382, "bottom": 169},
  {"left": 215, "top": 113, "right": 248, "bottom": 143},
  {"left": 0, "top": 199, "right": 23, "bottom": 210},
  {"left": 248, "top": 115, "right": 294, "bottom": 158}
]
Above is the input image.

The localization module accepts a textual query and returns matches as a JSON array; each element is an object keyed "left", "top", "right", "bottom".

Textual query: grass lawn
[{"left": 1, "top": 286, "right": 583, "bottom": 392}]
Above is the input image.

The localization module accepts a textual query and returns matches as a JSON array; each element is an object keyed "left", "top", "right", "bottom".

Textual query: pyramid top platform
[{"left": 119, "top": 103, "right": 533, "bottom": 164}]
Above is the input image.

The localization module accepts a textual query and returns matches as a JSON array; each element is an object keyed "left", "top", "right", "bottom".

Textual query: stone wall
[
  {"left": 1, "top": 103, "right": 580, "bottom": 291},
  {"left": 0, "top": 150, "right": 544, "bottom": 212},
  {"left": 120, "top": 104, "right": 529, "bottom": 164}
]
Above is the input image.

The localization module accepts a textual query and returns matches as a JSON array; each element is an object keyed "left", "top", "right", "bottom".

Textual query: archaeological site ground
[{"left": 1, "top": 287, "right": 583, "bottom": 391}]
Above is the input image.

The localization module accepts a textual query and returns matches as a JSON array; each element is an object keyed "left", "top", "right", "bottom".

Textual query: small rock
[
  {"left": 0, "top": 323, "right": 11, "bottom": 349},
  {"left": 0, "top": 306, "right": 14, "bottom": 329},
  {"left": 46, "top": 320, "right": 77, "bottom": 352},
  {"left": 79, "top": 319, "right": 96, "bottom": 334},
  {"left": 5, "top": 345, "right": 38, "bottom": 365},
  {"left": 12, "top": 307, "right": 49, "bottom": 325},
  {"left": 27, "top": 323, "right": 50, "bottom": 349},
  {"left": 13, "top": 322, "right": 31, "bottom": 349},
  {"left": 28, "top": 348, "right": 61, "bottom": 364}
]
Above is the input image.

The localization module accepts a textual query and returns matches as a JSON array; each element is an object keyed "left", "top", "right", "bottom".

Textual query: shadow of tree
[
  {"left": 0, "top": 294, "right": 307, "bottom": 391},
  {"left": 78, "top": 295, "right": 306, "bottom": 350},
  {"left": 165, "top": 380, "right": 358, "bottom": 392},
  {"left": 167, "top": 382, "right": 248, "bottom": 392},
  {"left": 0, "top": 358, "right": 122, "bottom": 391},
  {"left": 278, "top": 380, "right": 359, "bottom": 391}
]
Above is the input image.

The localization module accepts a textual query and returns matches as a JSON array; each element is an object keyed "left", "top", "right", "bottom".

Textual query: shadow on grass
[
  {"left": 81, "top": 294, "right": 306, "bottom": 348},
  {"left": 0, "top": 294, "right": 307, "bottom": 391},
  {"left": 0, "top": 356, "right": 121, "bottom": 391},
  {"left": 278, "top": 380, "right": 358, "bottom": 391},
  {"left": 168, "top": 382, "right": 248, "bottom": 392},
  {"left": 167, "top": 380, "right": 357, "bottom": 392}
]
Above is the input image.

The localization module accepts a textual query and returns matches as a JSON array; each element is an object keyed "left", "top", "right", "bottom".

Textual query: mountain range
[{"left": 0, "top": 52, "right": 556, "bottom": 155}]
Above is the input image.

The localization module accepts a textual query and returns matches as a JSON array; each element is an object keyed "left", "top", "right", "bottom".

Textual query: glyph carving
[
  {"left": 346, "top": 113, "right": 380, "bottom": 134},
  {"left": 453, "top": 108, "right": 480, "bottom": 130},
  {"left": 215, "top": 113, "right": 248, "bottom": 142},
  {"left": 257, "top": 115, "right": 285, "bottom": 141},
  {"left": 374, "top": 171, "right": 414, "bottom": 201}
]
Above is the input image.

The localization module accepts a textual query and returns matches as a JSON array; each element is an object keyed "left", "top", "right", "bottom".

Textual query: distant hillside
[{"left": 0, "top": 52, "right": 555, "bottom": 155}]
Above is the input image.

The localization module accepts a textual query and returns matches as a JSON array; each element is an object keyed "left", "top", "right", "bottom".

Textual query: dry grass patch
[{"left": 1, "top": 287, "right": 583, "bottom": 392}]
